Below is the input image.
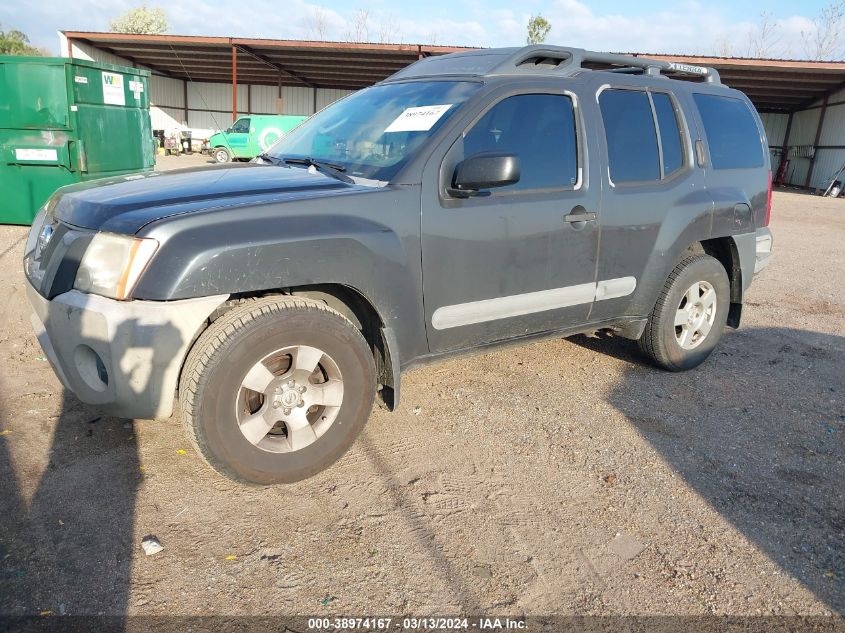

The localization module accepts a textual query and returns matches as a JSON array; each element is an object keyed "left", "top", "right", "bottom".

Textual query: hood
[{"left": 52, "top": 163, "right": 357, "bottom": 234}]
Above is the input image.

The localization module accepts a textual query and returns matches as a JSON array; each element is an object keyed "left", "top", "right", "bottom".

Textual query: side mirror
[
  {"left": 449, "top": 153, "right": 520, "bottom": 197},
  {"left": 225, "top": 128, "right": 232, "bottom": 134}
]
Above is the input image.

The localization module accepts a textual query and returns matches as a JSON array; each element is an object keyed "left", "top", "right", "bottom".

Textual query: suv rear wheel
[
  {"left": 179, "top": 296, "right": 376, "bottom": 484},
  {"left": 638, "top": 254, "right": 730, "bottom": 371}
]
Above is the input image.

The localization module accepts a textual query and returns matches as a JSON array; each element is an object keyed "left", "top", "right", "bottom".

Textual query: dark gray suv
[{"left": 24, "top": 46, "right": 774, "bottom": 484}]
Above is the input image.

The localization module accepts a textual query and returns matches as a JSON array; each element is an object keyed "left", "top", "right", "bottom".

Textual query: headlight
[
  {"left": 23, "top": 208, "right": 48, "bottom": 284},
  {"left": 24, "top": 207, "right": 48, "bottom": 259},
  {"left": 74, "top": 232, "right": 158, "bottom": 300}
]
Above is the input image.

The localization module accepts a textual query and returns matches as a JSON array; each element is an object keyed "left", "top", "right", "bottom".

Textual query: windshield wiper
[
  {"left": 254, "top": 152, "right": 284, "bottom": 165},
  {"left": 280, "top": 157, "right": 354, "bottom": 183}
]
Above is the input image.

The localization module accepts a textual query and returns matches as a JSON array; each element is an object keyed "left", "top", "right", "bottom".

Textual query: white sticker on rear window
[{"left": 384, "top": 104, "right": 452, "bottom": 133}]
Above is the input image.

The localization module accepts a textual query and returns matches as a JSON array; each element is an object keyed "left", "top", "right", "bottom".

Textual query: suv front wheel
[
  {"left": 179, "top": 296, "right": 376, "bottom": 484},
  {"left": 638, "top": 254, "right": 730, "bottom": 371}
]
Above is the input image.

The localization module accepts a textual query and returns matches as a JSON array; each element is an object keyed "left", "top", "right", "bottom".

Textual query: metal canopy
[
  {"left": 636, "top": 53, "right": 845, "bottom": 112},
  {"left": 63, "top": 32, "right": 469, "bottom": 91},
  {"left": 63, "top": 32, "right": 845, "bottom": 113}
]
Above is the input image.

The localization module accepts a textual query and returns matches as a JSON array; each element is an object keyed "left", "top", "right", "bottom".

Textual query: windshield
[
  {"left": 265, "top": 80, "right": 481, "bottom": 182},
  {"left": 230, "top": 118, "right": 250, "bottom": 133}
]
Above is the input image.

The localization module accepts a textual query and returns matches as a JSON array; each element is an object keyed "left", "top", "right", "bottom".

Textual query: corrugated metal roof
[
  {"left": 62, "top": 32, "right": 845, "bottom": 112},
  {"left": 62, "top": 32, "right": 471, "bottom": 91},
  {"left": 626, "top": 52, "right": 845, "bottom": 64}
]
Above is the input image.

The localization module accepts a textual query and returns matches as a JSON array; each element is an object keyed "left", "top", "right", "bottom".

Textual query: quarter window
[
  {"left": 693, "top": 94, "right": 763, "bottom": 169},
  {"left": 652, "top": 93, "right": 684, "bottom": 176},
  {"left": 599, "top": 90, "right": 661, "bottom": 183},
  {"left": 462, "top": 94, "right": 578, "bottom": 192}
]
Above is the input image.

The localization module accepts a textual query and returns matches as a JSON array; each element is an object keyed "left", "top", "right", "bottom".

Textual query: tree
[
  {"left": 306, "top": 7, "right": 330, "bottom": 41},
  {"left": 746, "top": 11, "right": 782, "bottom": 58},
  {"left": 527, "top": 14, "right": 551, "bottom": 45},
  {"left": 714, "top": 36, "right": 733, "bottom": 58},
  {"left": 346, "top": 9, "right": 370, "bottom": 43},
  {"left": 109, "top": 5, "right": 167, "bottom": 34},
  {"left": 376, "top": 14, "right": 402, "bottom": 44},
  {"left": 0, "top": 26, "right": 45, "bottom": 56},
  {"left": 802, "top": 0, "right": 845, "bottom": 60}
]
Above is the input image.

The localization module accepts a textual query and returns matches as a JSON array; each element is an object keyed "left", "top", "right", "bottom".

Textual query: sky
[{"left": 0, "top": 0, "right": 841, "bottom": 59}]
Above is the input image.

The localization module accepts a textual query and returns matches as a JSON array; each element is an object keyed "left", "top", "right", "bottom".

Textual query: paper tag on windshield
[{"left": 384, "top": 104, "right": 452, "bottom": 133}]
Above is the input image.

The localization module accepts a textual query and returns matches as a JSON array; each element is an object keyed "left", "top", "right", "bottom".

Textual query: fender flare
[{"left": 380, "top": 325, "right": 401, "bottom": 410}]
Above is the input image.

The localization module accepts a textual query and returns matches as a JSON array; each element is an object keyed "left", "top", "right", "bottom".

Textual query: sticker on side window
[{"left": 384, "top": 104, "right": 452, "bottom": 133}]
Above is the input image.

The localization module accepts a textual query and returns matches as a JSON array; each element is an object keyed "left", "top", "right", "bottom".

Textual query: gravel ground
[
  {"left": 154, "top": 152, "right": 217, "bottom": 171},
  {"left": 0, "top": 190, "right": 842, "bottom": 620}
]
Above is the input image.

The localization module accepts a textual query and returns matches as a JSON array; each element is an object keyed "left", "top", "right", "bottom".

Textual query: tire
[
  {"left": 213, "top": 147, "right": 231, "bottom": 163},
  {"left": 179, "top": 296, "right": 376, "bottom": 484},
  {"left": 638, "top": 254, "right": 730, "bottom": 371}
]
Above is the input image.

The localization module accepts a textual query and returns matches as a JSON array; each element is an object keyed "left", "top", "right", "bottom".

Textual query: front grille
[
  {"left": 23, "top": 210, "right": 57, "bottom": 291},
  {"left": 24, "top": 213, "right": 94, "bottom": 298}
]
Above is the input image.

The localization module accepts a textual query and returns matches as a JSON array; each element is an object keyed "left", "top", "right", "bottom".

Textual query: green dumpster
[{"left": 0, "top": 56, "right": 155, "bottom": 225}]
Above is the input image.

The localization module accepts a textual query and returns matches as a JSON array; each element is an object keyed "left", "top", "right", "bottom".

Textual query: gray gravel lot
[{"left": 0, "top": 189, "right": 842, "bottom": 619}]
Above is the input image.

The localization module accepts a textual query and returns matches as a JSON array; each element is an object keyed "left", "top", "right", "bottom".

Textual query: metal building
[
  {"left": 59, "top": 32, "right": 845, "bottom": 190},
  {"left": 59, "top": 32, "right": 466, "bottom": 141}
]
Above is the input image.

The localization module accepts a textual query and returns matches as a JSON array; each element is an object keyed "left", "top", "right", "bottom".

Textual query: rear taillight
[{"left": 765, "top": 170, "right": 772, "bottom": 226}]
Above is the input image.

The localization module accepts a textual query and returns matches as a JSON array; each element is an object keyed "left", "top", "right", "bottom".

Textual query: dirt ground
[
  {"left": 0, "top": 189, "right": 842, "bottom": 622},
  {"left": 154, "top": 152, "right": 218, "bottom": 171}
]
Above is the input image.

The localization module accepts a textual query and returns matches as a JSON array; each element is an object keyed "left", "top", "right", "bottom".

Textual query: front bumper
[{"left": 26, "top": 282, "right": 227, "bottom": 420}]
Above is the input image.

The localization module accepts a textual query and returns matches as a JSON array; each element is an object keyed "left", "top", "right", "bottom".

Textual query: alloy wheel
[
  {"left": 674, "top": 280, "right": 717, "bottom": 350},
  {"left": 234, "top": 345, "right": 344, "bottom": 453}
]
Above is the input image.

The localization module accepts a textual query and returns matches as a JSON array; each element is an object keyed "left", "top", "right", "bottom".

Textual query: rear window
[{"left": 693, "top": 94, "right": 763, "bottom": 169}]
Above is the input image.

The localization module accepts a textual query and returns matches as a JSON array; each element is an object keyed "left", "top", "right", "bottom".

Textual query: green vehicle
[{"left": 209, "top": 114, "right": 307, "bottom": 163}]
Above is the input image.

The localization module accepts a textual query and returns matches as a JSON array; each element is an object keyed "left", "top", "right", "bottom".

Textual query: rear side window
[
  {"left": 463, "top": 93, "right": 578, "bottom": 191},
  {"left": 599, "top": 90, "right": 660, "bottom": 183},
  {"left": 652, "top": 93, "right": 683, "bottom": 176},
  {"left": 693, "top": 94, "right": 763, "bottom": 169}
]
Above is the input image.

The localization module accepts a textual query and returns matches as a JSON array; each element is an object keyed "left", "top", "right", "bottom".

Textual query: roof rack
[{"left": 491, "top": 45, "right": 721, "bottom": 84}]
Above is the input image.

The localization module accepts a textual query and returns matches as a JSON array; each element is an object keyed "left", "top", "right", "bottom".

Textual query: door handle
[
  {"left": 564, "top": 212, "right": 596, "bottom": 223},
  {"left": 695, "top": 139, "right": 707, "bottom": 167}
]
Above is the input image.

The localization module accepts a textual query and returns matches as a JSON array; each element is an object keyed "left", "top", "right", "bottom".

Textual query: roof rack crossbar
[{"left": 497, "top": 46, "right": 721, "bottom": 84}]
